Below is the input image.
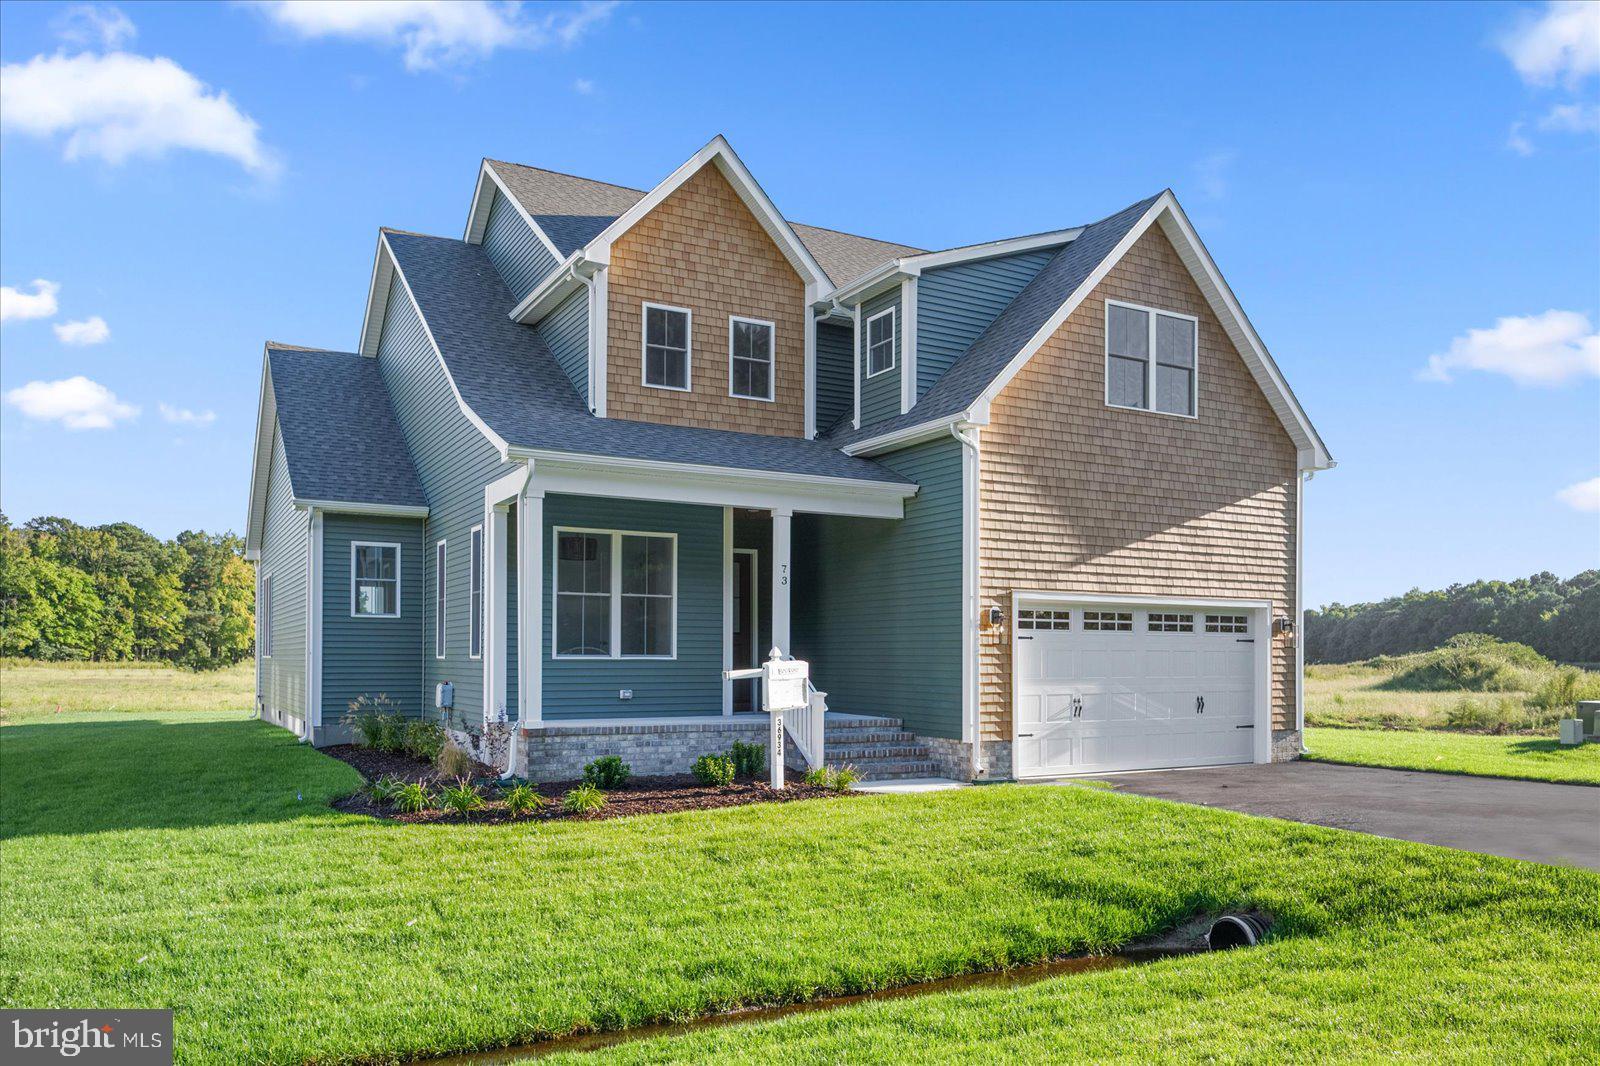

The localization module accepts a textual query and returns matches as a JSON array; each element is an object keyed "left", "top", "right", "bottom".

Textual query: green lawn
[
  {"left": 2, "top": 706, "right": 1596, "bottom": 1064},
  {"left": 1304, "top": 726, "right": 1600, "bottom": 786},
  {"left": 0, "top": 659, "right": 254, "bottom": 720}
]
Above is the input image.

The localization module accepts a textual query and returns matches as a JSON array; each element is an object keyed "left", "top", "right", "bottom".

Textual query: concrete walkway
[{"left": 1098, "top": 761, "right": 1600, "bottom": 870}]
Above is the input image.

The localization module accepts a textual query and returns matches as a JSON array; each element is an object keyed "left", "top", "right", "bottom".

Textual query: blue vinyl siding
[
  {"left": 257, "top": 428, "right": 307, "bottom": 724},
  {"left": 321, "top": 514, "right": 425, "bottom": 722},
  {"left": 793, "top": 436, "right": 963, "bottom": 738},
  {"left": 374, "top": 274, "right": 522, "bottom": 723},
  {"left": 535, "top": 287, "right": 589, "bottom": 407},
  {"left": 815, "top": 320, "right": 854, "bottom": 434},
  {"left": 542, "top": 495, "right": 723, "bottom": 719},
  {"left": 858, "top": 287, "right": 902, "bottom": 428},
  {"left": 482, "top": 188, "right": 558, "bottom": 303},
  {"left": 916, "top": 248, "right": 1059, "bottom": 398}
]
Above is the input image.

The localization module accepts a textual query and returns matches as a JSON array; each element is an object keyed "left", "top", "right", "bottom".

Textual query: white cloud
[
  {"left": 0, "top": 51, "right": 277, "bottom": 177},
  {"left": 159, "top": 402, "right": 216, "bottom": 427},
  {"left": 573, "top": 77, "right": 595, "bottom": 94},
  {"left": 1192, "top": 150, "right": 1235, "bottom": 201},
  {"left": 5, "top": 376, "right": 138, "bottom": 430},
  {"left": 1498, "top": 1, "right": 1600, "bottom": 89},
  {"left": 53, "top": 315, "right": 111, "bottom": 346},
  {"left": 1555, "top": 476, "right": 1600, "bottom": 513},
  {"left": 0, "top": 279, "right": 61, "bottom": 323},
  {"left": 251, "top": 0, "right": 618, "bottom": 71},
  {"left": 1420, "top": 310, "right": 1600, "bottom": 387},
  {"left": 54, "top": 5, "right": 137, "bottom": 50},
  {"left": 1506, "top": 121, "right": 1536, "bottom": 156},
  {"left": 1537, "top": 100, "right": 1600, "bottom": 133}
]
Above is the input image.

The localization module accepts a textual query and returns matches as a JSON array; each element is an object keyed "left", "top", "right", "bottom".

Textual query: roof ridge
[
  {"left": 485, "top": 158, "right": 647, "bottom": 197},
  {"left": 265, "top": 341, "right": 358, "bottom": 356}
]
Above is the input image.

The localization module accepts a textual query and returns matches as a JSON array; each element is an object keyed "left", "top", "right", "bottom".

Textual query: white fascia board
[
  {"left": 357, "top": 235, "right": 395, "bottom": 358},
  {"left": 291, "top": 498, "right": 430, "bottom": 519},
  {"left": 509, "top": 253, "right": 591, "bottom": 324},
  {"left": 1013, "top": 590, "right": 1273, "bottom": 610},
  {"left": 580, "top": 136, "right": 829, "bottom": 292},
  {"left": 245, "top": 357, "right": 278, "bottom": 556},
  {"left": 841, "top": 415, "right": 961, "bottom": 456},
  {"left": 512, "top": 447, "right": 915, "bottom": 519},
  {"left": 471, "top": 161, "right": 564, "bottom": 262},
  {"left": 380, "top": 233, "right": 512, "bottom": 460},
  {"left": 829, "top": 260, "right": 915, "bottom": 308}
]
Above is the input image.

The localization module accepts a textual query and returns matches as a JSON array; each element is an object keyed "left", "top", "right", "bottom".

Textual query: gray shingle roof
[
  {"left": 484, "top": 159, "right": 923, "bottom": 285},
  {"left": 267, "top": 344, "right": 428, "bottom": 509},
  {"left": 826, "top": 193, "right": 1163, "bottom": 447},
  {"left": 383, "top": 230, "right": 915, "bottom": 487}
]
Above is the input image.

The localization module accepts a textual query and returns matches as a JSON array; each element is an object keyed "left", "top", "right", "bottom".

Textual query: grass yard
[
  {"left": 0, "top": 659, "right": 255, "bottom": 720},
  {"left": 1, "top": 702, "right": 1596, "bottom": 1064},
  {"left": 1304, "top": 727, "right": 1600, "bottom": 786}
]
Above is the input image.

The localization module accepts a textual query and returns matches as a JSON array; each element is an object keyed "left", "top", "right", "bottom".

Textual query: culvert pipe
[{"left": 1207, "top": 914, "right": 1270, "bottom": 951}]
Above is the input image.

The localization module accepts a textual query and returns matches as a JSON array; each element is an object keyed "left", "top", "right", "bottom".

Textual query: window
[
  {"left": 351, "top": 543, "right": 400, "bottom": 617},
  {"left": 643, "top": 303, "right": 691, "bottom": 390},
  {"left": 554, "top": 529, "right": 676, "bottom": 659},
  {"left": 1205, "top": 614, "right": 1249, "bottom": 634},
  {"left": 434, "top": 540, "right": 447, "bottom": 658},
  {"left": 1082, "top": 610, "right": 1133, "bottom": 632},
  {"left": 1017, "top": 609, "right": 1070, "bottom": 631},
  {"left": 1148, "top": 612, "right": 1195, "bottom": 633},
  {"left": 866, "top": 306, "right": 896, "bottom": 377},
  {"left": 260, "top": 573, "right": 273, "bottom": 657},
  {"left": 468, "top": 526, "right": 483, "bottom": 659},
  {"left": 1106, "top": 301, "right": 1198, "bottom": 417},
  {"left": 728, "top": 316, "right": 774, "bottom": 401}
]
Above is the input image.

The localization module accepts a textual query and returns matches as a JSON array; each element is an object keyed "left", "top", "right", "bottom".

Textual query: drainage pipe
[
  {"left": 1208, "top": 913, "right": 1270, "bottom": 951},
  {"left": 499, "top": 727, "right": 520, "bottom": 782},
  {"left": 951, "top": 422, "right": 983, "bottom": 782}
]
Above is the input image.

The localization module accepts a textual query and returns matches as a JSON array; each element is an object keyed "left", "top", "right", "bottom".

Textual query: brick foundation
[{"left": 515, "top": 718, "right": 773, "bottom": 782}]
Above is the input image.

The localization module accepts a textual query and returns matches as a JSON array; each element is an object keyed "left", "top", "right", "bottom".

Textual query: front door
[{"left": 733, "top": 550, "right": 759, "bottom": 711}]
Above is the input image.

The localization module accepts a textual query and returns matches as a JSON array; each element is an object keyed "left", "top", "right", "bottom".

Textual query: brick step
[
  {"left": 823, "top": 714, "right": 904, "bottom": 730},
  {"left": 824, "top": 743, "right": 930, "bottom": 760},
  {"left": 822, "top": 729, "right": 919, "bottom": 746},
  {"left": 830, "top": 759, "right": 939, "bottom": 780}
]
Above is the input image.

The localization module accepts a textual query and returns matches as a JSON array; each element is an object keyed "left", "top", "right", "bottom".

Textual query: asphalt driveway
[{"left": 1098, "top": 761, "right": 1600, "bottom": 870}]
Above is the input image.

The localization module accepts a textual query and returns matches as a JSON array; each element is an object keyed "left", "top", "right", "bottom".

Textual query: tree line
[
  {"left": 0, "top": 513, "right": 254, "bottom": 670},
  {"left": 1305, "top": 570, "right": 1600, "bottom": 665}
]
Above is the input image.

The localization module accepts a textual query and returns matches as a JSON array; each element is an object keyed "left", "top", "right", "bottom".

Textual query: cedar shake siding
[
  {"left": 977, "top": 225, "right": 1300, "bottom": 741},
  {"left": 605, "top": 164, "right": 807, "bottom": 437}
]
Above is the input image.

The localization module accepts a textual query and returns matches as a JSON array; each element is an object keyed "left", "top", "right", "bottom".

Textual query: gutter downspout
[
  {"left": 1296, "top": 470, "right": 1308, "bottom": 754},
  {"left": 951, "top": 422, "right": 983, "bottom": 781}
]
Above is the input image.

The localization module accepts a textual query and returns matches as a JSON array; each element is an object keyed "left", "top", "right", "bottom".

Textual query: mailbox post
[{"left": 725, "top": 649, "right": 809, "bottom": 790}]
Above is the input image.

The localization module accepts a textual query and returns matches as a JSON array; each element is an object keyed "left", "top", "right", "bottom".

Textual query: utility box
[
  {"left": 435, "top": 682, "right": 454, "bottom": 710},
  {"left": 1559, "top": 719, "right": 1585, "bottom": 746},
  {"left": 1576, "top": 701, "right": 1600, "bottom": 738}
]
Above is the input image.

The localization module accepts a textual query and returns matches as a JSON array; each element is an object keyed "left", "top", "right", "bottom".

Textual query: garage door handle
[
  {"left": 1017, "top": 732, "right": 1035, "bottom": 738},
  {"left": 1195, "top": 696, "right": 1205, "bottom": 714},
  {"left": 1235, "top": 725, "right": 1254, "bottom": 729}
]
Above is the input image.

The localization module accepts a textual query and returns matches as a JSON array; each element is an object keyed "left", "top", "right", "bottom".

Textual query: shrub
[
  {"left": 1379, "top": 636, "right": 1551, "bottom": 693},
  {"left": 831, "top": 764, "right": 860, "bottom": 791},
  {"left": 435, "top": 741, "right": 475, "bottom": 779},
  {"left": 367, "top": 774, "right": 404, "bottom": 805},
  {"left": 562, "top": 783, "right": 607, "bottom": 813},
  {"left": 1529, "top": 667, "right": 1600, "bottom": 713},
  {"left": 501, "top": 782, "right": 545, "bottom": 818},
  {"left": 403, "top": 719, "right": 446, "bottom": 762},
  {"left": 438, "top": 779, "right": 486, "bottom": 819},
  {"left": 692, "top": 753, "right": 736, "bottom": 787},
  {"left": 582, "top": 755, "right": 632, "bottom": 789},
  {"left": 345, "top": 694, "right": 405, "bottom": 752},
  {"left": 390, "top": 781, "right": 433, "bottom": 814},
  {"left": 802, "top": 765, "right": 830, "bottom": 787},
  {"left": 728, "top": 741, "right": 766, "bottom": 778}
]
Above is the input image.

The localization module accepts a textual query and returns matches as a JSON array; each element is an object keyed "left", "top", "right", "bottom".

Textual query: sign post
[{"left": 762, "top": 652, "right": 809, "bottom": 790}]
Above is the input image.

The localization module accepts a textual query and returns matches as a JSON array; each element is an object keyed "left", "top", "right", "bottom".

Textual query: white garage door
[{"left": 1013, "top": 602, "right": 1259, "bottom": 777}]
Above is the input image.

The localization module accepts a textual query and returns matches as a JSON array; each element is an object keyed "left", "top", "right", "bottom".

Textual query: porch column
[
  {"left": 722, "top": 506, "right": 733, "bottom": 715},
  {"left": 772, "top": 508, "right": 792, "bottom": 658},
  {"left": 484, "top": 503, "right": 509, "bottom": 722},
  {"left": 518, "top": 482, "right": 543, "bottom": 725}
]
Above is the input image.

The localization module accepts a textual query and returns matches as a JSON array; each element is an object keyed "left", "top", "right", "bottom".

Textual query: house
[{"left": 245, "top": 136, "right": 1332, "bottom": 783}]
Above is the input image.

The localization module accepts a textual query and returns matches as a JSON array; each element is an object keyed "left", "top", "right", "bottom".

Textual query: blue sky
[{"left": 1, "top": 1, "right": 1596, "bottom": 607}]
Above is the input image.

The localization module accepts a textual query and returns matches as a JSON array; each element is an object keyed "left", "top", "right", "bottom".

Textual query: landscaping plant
[
  {"left": 691, "top": 753, "right": 736, "bottom": 787},
  {"left": 435, "top": 740, "right": 475, "bottom": 779},
  {"left": 403, "top": 719, "right": 447, "bottom": 762},
  {"left": 366, "top": 775, "right": 404, "bottom": 806},
  {"left": 500, "top": 782, "right": 545, "bottom": 818},
  {"left": 830, "top": 764, "right": 860, "bottom": 791},
  {"left": 389, "top": 781, "right": 434, "bottom": 814},
  {"left": 345, "top": 694, "right": 405, "bottom": 753},
  {"left": 561, "top": 783, "right": 607, "bottom": 813},
  {"left": 582, "top": 755, "right": 632, "bottom": 789},
  {"left": 728, "top": 741, "right": 766, "bottom": 778},
  {"left": 438, "top": 779, "right": 486, "bottom": 819}
]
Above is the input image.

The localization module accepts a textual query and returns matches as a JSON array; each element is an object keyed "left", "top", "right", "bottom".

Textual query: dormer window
[
  {"left": 866, "top": 306, "right": 896, "bottom": 377},
  {"left": 1105, "top": 300, "right": 1197, "bottom": 418},
  {"left": 728, "top": 316, "right": 775, "bottom": 401},
  {"left": 643, "top": 303, "right": 691, "bottom": 391}
]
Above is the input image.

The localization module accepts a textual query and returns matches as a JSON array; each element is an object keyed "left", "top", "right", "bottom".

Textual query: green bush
[
  {"left": 692, "top": 753, "right": 736, "bottom": 787},
  {"left": 345, "top": 694, "right": 405, "bottom": 752},
  {"left": 831, "top": 764, "right": 860, "bottom": 791},
  {"left": 728, "top": 741, "right": 766, "bottom": 778},
  {"left": 582, "top": 755, "right": 632, "bottom": 789},
  {"left": 1529, "top": 667, "right": 1600, "bottom": 713},
  {"left": 562, "top": 783, "right": 606, "bottom": 813},
  {"left": 500, "top": 783, "right": 545, "bottom": 818},
  {"left": 1377, "top": 635, "right": 1551, "bottom": 693},
  {"left": 390, "top": 781, "right": 433, "bottom": 814},
  {"left": 438, "top": 780, "right": 486, "bottom": 819},
  {"left": 403, "top": 719, "right": 447, "bottom": 762},
  {"left": 367, "top": 774, "right": 404, "bottom": 805},
  {"left": 435, "top": 741, "right": 475, "bottom": 779},
  {"left": 802, "top": 764, "right": 859, "bottom": 791}
]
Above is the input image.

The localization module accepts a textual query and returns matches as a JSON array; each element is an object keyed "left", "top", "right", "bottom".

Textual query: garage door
[{"left": 1013, "top": 601, "right": 1259, "bottom": 777}]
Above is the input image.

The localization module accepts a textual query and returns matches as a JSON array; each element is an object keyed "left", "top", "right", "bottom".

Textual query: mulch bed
[{"left": 324, "top": 745, "right": 853, "bottom": 825}]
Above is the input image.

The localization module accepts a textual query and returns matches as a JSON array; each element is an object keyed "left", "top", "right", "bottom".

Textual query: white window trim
[
  {"left": 551, "top": 526, "right": 679, "bottom": 661},
  {"left": 1104, "top": 299, "right": 1200, "bottom": 420},
  {"left": 260, "top": 572, "right": 273, "bottom": 658},
  {"left": 641, "top": 301, "right": 692, "bottom": 393},
  {"left": 468, "top": 525, "right": 483, "bottom": 660},
  {"left": 349, "top": 541, "right": 401, "bottom": 619},
  {"left": 434, "top": 539, "right": 447, "bottom": 659},
  {"left": 727, "top": 315, "right": 776, "bottom": 402},
  {"left": 865, "top": 305, "right": 897, "bottom": 379}
]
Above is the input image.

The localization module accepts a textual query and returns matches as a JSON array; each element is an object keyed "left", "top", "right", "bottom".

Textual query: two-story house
[{"left": 245, "top": 136, "right": 1332, "bottom": 783}]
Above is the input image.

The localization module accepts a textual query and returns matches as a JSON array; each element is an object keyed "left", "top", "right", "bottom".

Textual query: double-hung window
[
  {"left": 351, "top": 543, "right": 400, "bottom": 617},
  {"left": 728, "top": 316, "right": 774, "bottom": 401},
  {"left": 643, "top": 303, "right": 691, "bottom": 390},
  {"left": 554, "top": 529, "right": 676, "bottom": 659},
  {"left": 866, "top": 306, "right": 896, "bottom": 377},
  {"left": 1106, "top": 300, "right": 1198, "bottom": 417},
  {"left": 434, "top": 540, "right": 447, "bottom": 658},
  {"left": 260, "top": 573, "right": 273, "bottom": 657},
  {"left": 468, "top": 526, "right": 483, "bottom": 659}
]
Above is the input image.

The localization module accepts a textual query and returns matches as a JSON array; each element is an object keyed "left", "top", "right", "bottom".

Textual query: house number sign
[{"left": 763, "top": 657, "right": 809, "bottom": 713}]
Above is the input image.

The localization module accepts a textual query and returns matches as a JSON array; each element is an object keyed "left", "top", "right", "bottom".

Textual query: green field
[
  {"left": 1304, "top": 727, "right": 1600, "bottom": 786},
  {"left": 2, "top": 687, "right": 1596, "bottom": 1063},
  {"left": 0, "top": 658, "right": 254, "bottom": 720}
]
